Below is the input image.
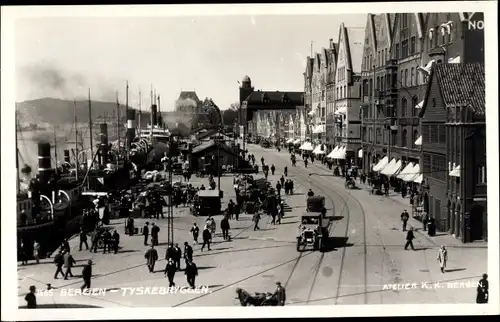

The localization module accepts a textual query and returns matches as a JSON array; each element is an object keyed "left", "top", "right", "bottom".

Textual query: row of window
[
  {"left": 338, "top": 67, "right": 347, "bottom": 81},
  {"left": 423, "top": 153, "right": 447, "bottom": 181},
  {"left": 363, "top": 126, "right": 419, "bottom": 148},
  {"left": 422, "top": 124, "right": 446, "bottom": 144}
]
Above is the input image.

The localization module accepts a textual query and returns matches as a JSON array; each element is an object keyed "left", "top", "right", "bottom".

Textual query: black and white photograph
[{"left": 1, "top": 2, "right": 498, "bottom": 320}]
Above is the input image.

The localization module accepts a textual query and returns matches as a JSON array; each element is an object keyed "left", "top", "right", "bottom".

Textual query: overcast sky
[{"left": 15, "top": 14, "right": 365, "bottom": 110}]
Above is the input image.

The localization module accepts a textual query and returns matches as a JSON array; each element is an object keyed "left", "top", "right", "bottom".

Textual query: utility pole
[{"left": 371, "top": 63, "right": 376, "bottom": 168}]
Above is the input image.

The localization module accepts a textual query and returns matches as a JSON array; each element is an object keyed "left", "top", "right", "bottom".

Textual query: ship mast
[
  {"left": 74, "top": 99, "right": 79, "bottom": 180},
  {"left": 158, "top": 94, "right": 161, "bottom": 129},
  {"left": 15, "top": 106, "right": 20, "bottom": 194},
  {"left": 53, "top": 125, "right": 58, "bottom": 173},
  {"left": 125, "top": 81, "right": 129, "bottom": 157},
  {"left": 150, "top": 85, "right": 153, "bottom": 140},
  {"left": 88, "top": 88, "right": 94, "bottom": 164},
  {"left": 116, "top": 91, "right": 121, "bottom": 154},
  {"left": 138, "top": 89, "right": 142, "bottom": 138}
]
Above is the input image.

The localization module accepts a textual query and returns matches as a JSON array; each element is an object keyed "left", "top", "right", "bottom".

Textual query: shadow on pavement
[
  {"left": 197, "top": 266, "right": 216, "bottom": 270},
  {"left": 445, "top": 268, "right": 467, "bottom": 273},
  {"left": 324, "top": 237, "right": 353, "bottom": 250},
  {"left": 19, "top": 304, "right": 103, "bottom": 309},
  {"left": 278, "top": 221, "right": 299, "bottom": 225},
  {"left": 117, "top": 249, "right": 141, "bottom": 254},
  {"left": 330, "top": 216, "right": 344, "bottom": 221},
  {"left": 206, "top": 284, "right": 224, "bottom": 288}
]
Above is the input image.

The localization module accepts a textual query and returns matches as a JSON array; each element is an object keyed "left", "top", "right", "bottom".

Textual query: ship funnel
[
  {"left": 126, "top": 109, "right": 136, "bottom": 148},
  {"left": 157, "top": 114, "right": 163, "bottom": 128},
  {"left": 38, "top": 142, "right": 52, "bottom": 185},
  {"left": 151, "top": 104, "right": 158, "bottom": 127},
  {"left": 100, "top": 123, "right": 109, "bottom": 165},
  {"left": 63, "top": 150, "right": 70, "bottom": 164}
]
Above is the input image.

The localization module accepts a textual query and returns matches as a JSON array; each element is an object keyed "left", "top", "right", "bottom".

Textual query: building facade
[
  {"left": 419, "top": 63, "right": 486, "bottom": 243},
  {"left": 334, "top": 23, "right": 364, "bottom": 165}
]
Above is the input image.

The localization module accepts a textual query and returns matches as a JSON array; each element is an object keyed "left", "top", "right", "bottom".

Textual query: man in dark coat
[
  {"left": 276, "top": 182, "right": 282, "bottom": 196},
  {"left": 25, "top": 286, "right": 37, "bottom": 309},
  {"left": 79, "top": 229, "right": 89, "bottom": 251},
  {"left": 201, "top": 226, "right": 211, "bottom": 251},
  {"left": 401, "top": 210, "right": 410, "bottom": 231},
  {"left": 81, "top": 260, "right": 92, "bottom": 291},
  {"left": 112, "top": 230, "right": 120, "bottom": 254},
  {"left": 102, "top": 230, "right": 111, "bottom": 254},
  {"left": 145, "top": 245, "right": 159, "bottom": 273},
  {"left": 63, "top": 251, "right": 76, "bottom": 279},
  {"left": 143, "top": 222, "right": 149, "bottom": 246},
  {"left": 307, "top": 189, "right": 314, "bottom": 197},
  {"left": 61, "top": 238, "right": 70, "bottom": 254},
  {"left": 165, "top": 244, "right": 175, "bottom": 262},
  {"left": 164, "top": 259, "right": 177, "bottom": 287},
  {"left": 190, "top": 223, "right": 199, "bottom": 244},
  {"left": 273, "top": 281, "right": 286, "bottom": 306},
  {"left": 90, "top": 230, "right": 99, "bottom": 253},
  {"left": 151, "top": 223, "right": 160, "bottom": 246},
  {"left": 53, "top": 249, "right": 65, "bottom": 279},
  {"left": 183, "top": 242, "right": 193, "bottom": 263},
  {"left": 404, "top": 227, "right": 416, "bottom": 250},
  {"left": 173, "top": 243, "right": 182, "bottom": 270},
  {"left": 227, "top": 200, "right": 235, "bottom": 220},
  {"left": 270, "top": 164, "right": 275, "bottom": 175},
  {"left": 185, "top": 260, "right": 198, "bottom": 289},
  {"left": 476, "top": 273, "right": 489, "bottom": 303},
  {"left": 220, "top": 216, "right": 230, "bottom": 240}
]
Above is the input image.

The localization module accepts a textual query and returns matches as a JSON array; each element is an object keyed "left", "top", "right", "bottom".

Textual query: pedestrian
[
  {"left": 271, "top": 164, "right": 275, "bottom": 175},
  {"left": 227, "top": 200, "right": 235, "bottom": 220},
  {"left": 90, "top": 230, "right": 99, "bottom": 253},
  {"left": 164, "top": 258, "right": 177, "bottom": 287},
  {"left": 401, "top": 210, "right": 410, "bottom": 231},
  {"left": 142, "top": 222, "right": 150, "bottom": 246},
  {"left": 112, "top": 230, "right": 120, "bottom": 254},
  {"left": 53, "top": 250, "right": 65, "bottom": 279},
  {"left": 307, "top": 189, "right": 314, "bottom": 197},
  {"left": 81, "top": 260, "right": 92, "bottom": 291},
  {"left": 273, "top": 282, "right": 286, "bottom": 306},
  {"left": 201, "top": 226, "right": 211, "bottom": 251},
  {"left": 476, "top": 274, "right": 489, "bottom": 303},
  {"left": 284, "top": 166, "right": 288, "bottom": 177},
  {"left": 173, "top": 243, "right": 182, "bottom": 270},
  {"left": 61, "top": 238, "right": 70, "bottom": 254},
  {"left": 252, "top": 212, "right": 261, "bottom": 231},
  {"left": 276, "top": 182, "right": 281, "bottom": 196},
  {"left": 145, "top": 245, "right": 159, "bottom": 273},
  {"left": 151, "top": 223, "right": 160, "bottom": 246},
  {"left": 185, "top": 259, "right": 198, "bottom": 289},
  {"left": 33, "top": 240, "right": 40, "bottom": 264},
  {"left": 79, "top": 229, "right": 89, "bottom": 251},
  {"left": 280, "top": 175, "right": 285, "bottom": 186},
  {"left": 422, "top": 212, "right": 429, "bottom": 231},
  {"left": 190, "top": 223, "right": 199, "bottom": 244},
  {"left": 102, "top": 229, "right": 111, "bottom": 254},
  {"left": 165, "top": 244, "right": 175, "bottom": 262},
  {"left": 25, "top": 285, "right": 37, "bottom": 309},
  {"left": 404, "top": 227, "right": 416, "bottom": 251},
  {"left": 183, "top": 242, "right": 193, "bottom": 264},
  {"left": 63, "top": 250, "right": 76, "bottom": 279},
  {"left": 220, "top": 216, "right": 230, "bottom": 240},
  {"left": 436, "top": 245, "right": 448, "bottom": 273}
]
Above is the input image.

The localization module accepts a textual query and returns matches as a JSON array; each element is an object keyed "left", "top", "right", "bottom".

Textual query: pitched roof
[
  {"left": 244, "top": 90, "right": 304, "bottom": 105},
  {"left": 178, "top": 91, "right": 201, "bottom": 102},
  {"left": 421, "top": 63, "right": 485, "bottom": 116},
  {"left": 191, "top": 140, "right": 236, "bottom": 155},
  {"left": 345, "top": 27, "right": 365, "bottom": 73}
]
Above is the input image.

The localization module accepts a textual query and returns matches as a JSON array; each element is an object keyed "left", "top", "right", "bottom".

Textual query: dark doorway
[{"left": 469, "top": 204, "right": 484, "bottom": 241}]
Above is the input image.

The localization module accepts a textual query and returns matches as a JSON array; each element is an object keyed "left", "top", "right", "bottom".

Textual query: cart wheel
[{"left": 97, "top": 240, "right": 104, "bottom": 248}]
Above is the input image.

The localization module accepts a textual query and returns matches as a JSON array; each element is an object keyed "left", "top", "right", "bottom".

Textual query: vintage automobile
[
  {"left": 190, "top": 190, "right": 221, "bottom": 216},
  {"left": 296, "top": 214, "right": 330, "bottom": 252},
  {"left": 306, "top": 196, "right": 326, "bottom": 213}
]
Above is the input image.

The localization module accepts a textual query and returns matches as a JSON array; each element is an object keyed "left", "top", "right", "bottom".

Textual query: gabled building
[
  {"left": 419, "top": 63, "right": 485, "bottom": 243},
  {"left": 325, "top": 39, "right": 339, "bottom": 150},
  {"left": 360, "top": 14, "right": 395, "bottom": 170},
  {"left": 333, "top": 23, "right": 364, "bottom": 166}
]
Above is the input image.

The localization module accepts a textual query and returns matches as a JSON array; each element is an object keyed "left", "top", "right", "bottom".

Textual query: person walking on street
[
  {"left": 183, "top": 242, "right": 193, "bottom": 264},
  {"left": 422, "top": 213, "right": 429, "bottom": 231},
  {"left": 145, "top": 245, "right": 159, "bottom": 273},
  {"left": 280, "top": 175, "right": 285, "bottom": 186},
  {"left": 190, "top": 223, "right": 200, "bottom": 244},
  {"left": 276, "top": 182, "right": 282, "bottom": 196},
  {"left": 271, "top": 164, "right": 275, "bottom": 175},
  {"left": 173, "top": 243, "right": 182, "bottom": 271},
  {"left": 112, "top": 230, "right": 120, "bottom": 254},
  {"left": 220, "top": 216, "right": 230, "bottom": 240},
  {"left": 25, "top": 286, "right": 37, "bottom": 309},
  {"left": 61, "top": 238, "right": 70, "bottom": 254},
  {"left": 102, "top": 229, "right": 111, "bottom": 254},
  {"left": 401, "top": 210, "right": 410, "bottom": 231},
  {"left": 142, "top": 222, "right": 150, "bottom": 246},
  {"left": 164, "top": 258, "right": 177, "bottom": 287},
  {"left": 90, "top": 230, "right": 99, "bottom": 253},
  {"left": 476, "top": 274, "right": 489, "bottom": 303},
  {"left": 151, "top": 223, "right": 160, "bottom": 246},
  {"left": 165, "top": 244, "right": 175, "bottom": 262},
  {"left": 284, "top": 166, "right": 288, "bottom": 177},
  {"left": 437, "top": 245, "right": 448, "bottom": 273},
  {"left": 404, "top": 227, "right": 416, "bottom": 251},
  {"left": 201, "top": 226, "right": 212, "bottom": 251},
  {"left": 33, "top": 240, "right": 41, "bottom": 264},
  {"left": 227, "top": 200, "right": 235, "bottom": 220},
  {"left": 185, "top": 260, "right": 198, "bottom": 289},
  {"left": 53, "top": 250, "right": 65, "bottom": 279},
  {"left": 273, "top": 282, "right": 286, "bottom": 306},
  {"left": 81, "top": 260, "right": 92, "bottom": 291},
  {"left": 252, "top": 212, "right": 261, "bottom": 231},
  {"left": 307, "top": 189, "right": 314, "bottom": 197},
  {"left": 79, "top": 229, "right": 89, "bottom": 251},
  {"left": 63, "top": 251, "right": 76, "bottom": 279}
]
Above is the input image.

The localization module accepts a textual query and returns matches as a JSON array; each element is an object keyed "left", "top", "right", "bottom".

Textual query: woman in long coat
[{"left": 437, "top": 245, "right": 448, "bottom": 273}]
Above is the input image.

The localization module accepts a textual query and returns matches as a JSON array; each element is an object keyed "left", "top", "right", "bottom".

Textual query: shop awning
[
  {"left": 449, "top": 164, "right": 461, "bottom": 177},
  {"left": 404, "top": 164, "right": 421, "bottom": 182},
  {"left": 335, "top": 146, "right": 346, "bottom": 159},
  {"left": 313, "top": 124, "right": 326, "bottom": 134},
  {"left": 415, "top": 100, "right": 424, "bottom": 109},
  {"left": 327, "top": 146, "right": 340, "bottom": 159},
  {"left": 334, "top": 106, "right": 347, "bottom": 115},
  {"left": 414, "top": 135, "right": 422, "bottom": 146},
  {"left": 286, "top": 138, "right": 294, "bottom": 144},
  {"left": 293, "top": 139, "right": 301, "bottom": 145},
  {"left": 358, "top": 149, "right": 363, "bottom": 158},
  {"left": 372, "top": 156, "right": 389, "bottom": 172},
  {"left": 381, "top": 159, "right": 403, "bottom": 177},
  {"left": 313, "top": 145, "right": 326, "bottom": 155},
  {"left": 397, "top": 162, "right": 415, "bottom": 181},
  {"left": 413, "top": 174, "right": 423, "bottom": 184},
  {"left": 299, "top": 141, "right": 314, "bottom": 151},
  {"left": 308, "top": 110, "right": 315, "bottom": 116}
]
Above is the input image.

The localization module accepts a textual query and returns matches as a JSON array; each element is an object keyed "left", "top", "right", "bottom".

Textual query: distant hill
[{"left": 16, "top": 97, "right": 152, "bottom": 127}]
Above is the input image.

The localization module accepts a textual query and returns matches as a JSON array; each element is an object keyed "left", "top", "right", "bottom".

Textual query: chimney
[
  {"left": 329, "top": 38, "right": 334, "bottom": 49},
  {"left": 126, "top": 109, "right": 136, "bottom": 148},
  {"left": 37, "top": 142, "right": 52, "bottom": 185},
  {"left": 100, "top": 123, "right": 109, "bottom": 165},
  {"left": 63, "top": 150, "right": 70, "bottom": 164},
  {"left": 151, "top": 104, "right": 158, "bottom": 127}
]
